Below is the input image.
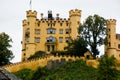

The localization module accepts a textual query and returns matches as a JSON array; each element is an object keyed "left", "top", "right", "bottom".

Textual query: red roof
[{"left": 116, "top": 34, "right": 120, "bottom": 39}]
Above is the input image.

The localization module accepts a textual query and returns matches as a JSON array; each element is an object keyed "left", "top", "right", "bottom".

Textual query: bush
[
  {"left": 13, "top": 68, "right": 34, "bottom": 80},
  {"left": 28, "top": 51, "right": 46, "bottom": 60}
]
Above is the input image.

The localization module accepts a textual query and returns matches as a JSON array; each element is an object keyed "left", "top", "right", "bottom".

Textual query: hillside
[{"left": 14, "top": 60, "right": 98, "bottom": 80}]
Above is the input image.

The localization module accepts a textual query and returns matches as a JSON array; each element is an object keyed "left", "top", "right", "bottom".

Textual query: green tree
[
  {"left": 0, "top": 32, "right": 14, "bottom": 66},
  {"left": 28, "top": 51, "right": 46, "bottom": 60},
  {"left": 65, "top": 38, "right": 88, "bottom": 56},
  {"left": 79, "top": 14, "right": 106, "bottom": 58},
  {"left": 97, "top": 54, "right": 119, "bottom": 80}
]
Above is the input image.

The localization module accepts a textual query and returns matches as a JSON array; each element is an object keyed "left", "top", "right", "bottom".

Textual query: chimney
[
  {"left": 48, "top": 10, "right": 53, "bottom": 20},
  {"left": 56, "top": 13, "right": 59, "bottom": 20}
]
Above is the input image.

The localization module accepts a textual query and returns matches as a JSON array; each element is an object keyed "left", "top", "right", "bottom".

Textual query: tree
[
  {"left": 0, "top": 32, "right": 14, "bottom": 66},
  {"left": 79, "top": 14, "right": 106, "bottom": 58},
  {"left": 28, "top": 51, "right": 46, "bottom": 60},
  {"left": 65, "top": 38, "right": 88, "bottom": 56},
  {"left": 97, "top": 54, "right": 119, "bottom": 80}
]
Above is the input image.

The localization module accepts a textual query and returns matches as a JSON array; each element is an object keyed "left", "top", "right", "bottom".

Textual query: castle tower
[
  {"left": 22, "top": 10, "right": 37, "bottom": 61},
  {"left": 105, "top": 19, "right": 116, "bottom": 57},
  {"left": 69, "top": 9, "right": 81, "bottom": 39}
]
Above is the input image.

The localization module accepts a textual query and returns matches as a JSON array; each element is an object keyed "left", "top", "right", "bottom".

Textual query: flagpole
[{"left": 30, "top": 0, "right": 32, "bottom": 10}]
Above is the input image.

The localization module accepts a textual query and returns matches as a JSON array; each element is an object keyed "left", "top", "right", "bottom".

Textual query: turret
[
  {"left": 69, "top": 9, "right": 81, "bottom": 39},
  {"left": 106, "top": 19, "right": 116, "bottom": 48},
  {"left": 105, "top": 19, "right": 116, "bottom": 57},
  {"left": 21, "top": 10, "right": 37, "bottom": 61}
]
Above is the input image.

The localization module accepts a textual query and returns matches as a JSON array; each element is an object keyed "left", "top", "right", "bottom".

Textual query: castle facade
[{"left": 22, "top": 9, "right": 81, "bottom": 61}]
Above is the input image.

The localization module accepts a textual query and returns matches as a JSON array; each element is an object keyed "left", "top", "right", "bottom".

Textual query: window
[
  {"left": 26, "top": 37, "right": 29, "bottom": 42},
  {"left": 109, "top": 35, "right": 110, "bottom": 38},
  {"left": 35, "top": 37, "right": 40, "bottom": 43},
  {"left": 66, "top": 23, "right": 68, "bottom": 26},
  {"left": 108, "top": 42, "right": 111, "bottom": 47},
  {"left": 59, "top": 37, "right": 63, "bottom": 43},
  {"left": 47, "top": 45, "right": 50, "bottom": 51},
  {"left": 65, "top": 37, "right": 69, "bottom": 42},
  {"left": 53, "top": 23, "right": 55, "bottom": 26},
  {"left": 47, "top": 28, "right": 56, "bottom": 34},
  {"left": 35, "top": 29, "right": 40, "bottom": 34},
  {"left": 47, "top": 36, "right": 56, "bottom": 42},
  {"left": 66, "top": 29, "right": 70, "bottom": 34},
  {"left": 77, "top": 21, "right": 80, "bottom": 25},
  {"left": 52, "top": 45, "right": 55, "bottom": 51},
  {"left": 118, "top": 44, "right": 120, "bottom": 49},
  {"left": 48, "top": 23, "right": 49, "bottom": 26},
  {"left": 59, "top": 29, "right": 63, "bottom": 34},
  {"left": 60, "top": 23, "right": 62, "bottom": 26}
]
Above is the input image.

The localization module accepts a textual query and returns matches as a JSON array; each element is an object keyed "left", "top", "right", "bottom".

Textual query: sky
[{"left": 0, "top": 0, "right": 120, "bottom": 63}]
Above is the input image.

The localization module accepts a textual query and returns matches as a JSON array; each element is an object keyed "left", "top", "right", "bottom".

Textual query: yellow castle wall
[{"left": 3, "top": 55, "right": 86, "bottom": 72}]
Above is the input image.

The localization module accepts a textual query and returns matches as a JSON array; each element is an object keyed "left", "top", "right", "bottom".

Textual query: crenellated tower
[
  {"left": 69, "top": 9, "right": 81, "bottom": 39},
  {"left": 105, "top": 19, "right": 117, "bottom": 57},
  {"left": 22, "top": 10, "right": 37, "bottom": 61}
]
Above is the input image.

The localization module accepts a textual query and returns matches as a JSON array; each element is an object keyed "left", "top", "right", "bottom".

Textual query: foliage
[
  {"left": 51, "top": 51, "right": 67, "bottom": 56},
  {"left": 13, "top": 68, "right": 34, "bottom": 80},
  {"left": 79, "top": 14, "right": 106, "bottom": 58},
  {"left": 65, "top": 38, "right": 88, "bottom": 56},
  {"left": 54, "top": 38, "right": 89, "bottom": 57},
  {"left": 28, "top": 51, "right": 46, "bottom": 60},
  {"left": 41, "top": 59, "right": 98, "bottom": 80},
  {"left": 14, "top": 60, "right": 98, "bottom": 80},
  {"left": 97, "top": 54, "right": 119, "bottom": 80},
  {"left": 0, "top": 32, "right": 14, "bottom": 66},
  {"left": 31, "top": 67, "right": 48, "bottom": 80}
]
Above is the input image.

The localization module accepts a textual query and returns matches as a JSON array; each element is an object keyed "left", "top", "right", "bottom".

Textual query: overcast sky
[{"left": 0, "top": 0, "right": 120, "bottom": 63}]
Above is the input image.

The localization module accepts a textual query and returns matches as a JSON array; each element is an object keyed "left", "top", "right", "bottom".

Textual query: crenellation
[
  {"left": 2, "top": 55, "right": 90, "bottom": 72},
  {"left": 69, "top": 9, "right": 81, "bottom": 17},
  {"left": 26, "top": 10, "right": 37, "bottom": 18},
  {"left": 106, "top": 19, "right": 116, "bottom": 25}
]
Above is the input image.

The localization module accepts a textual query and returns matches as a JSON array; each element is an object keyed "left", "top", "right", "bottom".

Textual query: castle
[
  {"left": 22, "top": 9, "right": 120, "bottom": 61},
  {"left": 2, "top": 9, "right": 120, "bottom": 73},
  {"left": 22, "top": 9, "right": 81, "bottom": 61},
  {"left": 105, "top": 19, "right": 120, "bottom": 60}
]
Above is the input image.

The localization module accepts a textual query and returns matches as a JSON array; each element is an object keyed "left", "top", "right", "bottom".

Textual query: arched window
[{"left": 47, "top": 36, "right": 56, "bottom": 42}]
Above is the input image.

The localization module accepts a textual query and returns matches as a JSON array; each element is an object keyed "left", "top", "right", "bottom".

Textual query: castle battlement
[
  {"left": 106, "top": 19, "right": 116, "bottom": 25},
  {"left": 2, "top": 55, "right": 84, "bottom": 72},
  {"left": 69, "top": 9, "right": 81, "bottom": 17},
  {"left": 39, "top": 18, "right": 70, "bottom": 24},
  {"left": 26, "top": 10, "right": 37, "bottom": 18}
]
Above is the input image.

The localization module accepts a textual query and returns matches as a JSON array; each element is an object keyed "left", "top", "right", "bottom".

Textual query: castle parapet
[
  {"left": 69, "top": 9, "right": 81, "bottom": 17},
  {"left": 26, "top": 10, "right": 37, "bottom": 18},
  {"left": 107, "top": 19, "right": 116, "bottom": 25}
]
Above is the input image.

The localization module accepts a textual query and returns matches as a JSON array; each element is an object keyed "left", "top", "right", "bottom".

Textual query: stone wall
[{"left": 3, "top": 55, "right": 91, "bottom": 72}]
